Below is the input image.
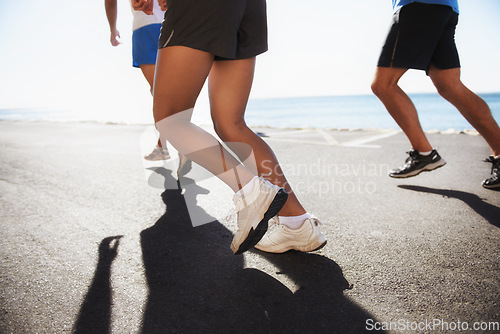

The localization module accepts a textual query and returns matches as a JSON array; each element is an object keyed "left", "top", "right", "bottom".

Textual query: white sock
[
  {"left": 419, "top": 150, "right": 433, "bottom": 156},
  {"left": 278, "top": 213, "right": 312, "bottom": 230}
]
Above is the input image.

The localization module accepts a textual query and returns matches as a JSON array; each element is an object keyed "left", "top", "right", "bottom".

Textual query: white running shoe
[
  {"left": 177, "top": 152, "right": 192, "bottom": 177},
  {"left": 144, "top": 145, "right": 170, "bottom": 161},
  {"left": 255, "top": 216, "right": 327, "bottom": 253},
  {"left": 231, "top": 177, "right": 288, "bottom": 255}
]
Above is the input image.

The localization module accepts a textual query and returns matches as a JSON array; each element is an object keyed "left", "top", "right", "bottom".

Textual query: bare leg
[
  {"left": 139, "top": 64, "right": 155, "bottom": 90},
  {"left": 139, "top": 64, "right": 163, "bottom": 148},
  {"left": 371, "top": 67, "right": 433, "bottom": 152},
  {"left": 153, "top": 46, "right": 255, "bottom": 192},
  {"left": 208, "top": 58, "right": 306, "bottom": 216},
  {"left": 429, "top": 66, "right": 500, "bottom": 156}
]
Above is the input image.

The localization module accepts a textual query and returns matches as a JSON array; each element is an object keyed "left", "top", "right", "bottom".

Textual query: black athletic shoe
[
  {"left": 389, "top": 149, "right": 446, "bottom": 178},
  {"left": 482, "top": 155, "right": 500, "bottom": 190}
]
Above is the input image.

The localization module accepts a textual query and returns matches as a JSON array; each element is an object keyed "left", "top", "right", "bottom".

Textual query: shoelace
[
  {"left": 484, "top": 156, "right": 500, "bottom": 176},
  {"left": 404, "top": 150, "right": 420, "bottom": 166}
]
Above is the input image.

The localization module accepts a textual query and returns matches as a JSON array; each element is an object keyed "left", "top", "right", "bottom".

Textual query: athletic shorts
[
  {"left": 377, "top": 3, "right": 460, "bottom": 73},
  {"left": 158, "top": 0, "right": 268, "bottom": 60},
  {"left": 132, "top": 23, "right": 162, "bottom": 68}
]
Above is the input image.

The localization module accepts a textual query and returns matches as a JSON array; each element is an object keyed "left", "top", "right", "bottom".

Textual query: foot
[
  {"left": 144, "top": 145, "right": 170, "bottom": 161},
  {"left": 255, "top": 216, "right": 327, "bottom": 253},
  {"left": 177, "top": 152, "right": 192, "bottom": 177},
  {"left": 231, "top": 177, "right": 288, "bottom": 255},
  {"left": 389, "top": 149, "right": 446, "bottom": 178},
  {"left": 482, "top": 155, "right": 500, "bottom": 190}
]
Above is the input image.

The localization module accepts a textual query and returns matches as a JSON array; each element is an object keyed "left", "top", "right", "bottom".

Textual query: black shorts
[
  {"left": 377, "top": 3, "right": 460, "bottom": 73},
  {"left": 158, "top": 0, "right": 268, "bottom": 60}
]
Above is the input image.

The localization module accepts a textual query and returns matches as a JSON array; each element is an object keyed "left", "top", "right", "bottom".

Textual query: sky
[{"left": 0, "top": 0, "right": 499, "bottom": 123}]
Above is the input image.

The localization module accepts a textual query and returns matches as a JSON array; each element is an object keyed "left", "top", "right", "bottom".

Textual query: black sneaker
[
  {"left": 482, "top": 155, "right": 500, "bottom": 190},
  {"left": 389, "top": 149, "right": 446, "bottom": 178}
]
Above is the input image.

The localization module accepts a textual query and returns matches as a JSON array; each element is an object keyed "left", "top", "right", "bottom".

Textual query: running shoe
[
  {"left": 177, "top": 152, "right": 192, "bottom": 177},
  {"left": 144, "top": 145, "right": 170, "bottom": 161},
  {"left": 231, "top": 177, "right": 288, "bottom": 255},
  {"left": 482, "top": 155, "right": 500, "bottom": 190},
  {"left": 255, "top": 216, "right": 327, "bottom": 253},
  {"left": 389, "top": 149, "right": 446, "bottom": 178}
]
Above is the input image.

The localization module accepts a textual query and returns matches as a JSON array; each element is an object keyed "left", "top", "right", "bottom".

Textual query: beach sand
[{"left": 0, "top": 120, "right": 499, "bottom": 333}]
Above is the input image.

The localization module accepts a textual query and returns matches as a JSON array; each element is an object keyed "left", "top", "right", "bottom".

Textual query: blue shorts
[{"left": 132, "top": 23, "right": 162, "bottom": 68}]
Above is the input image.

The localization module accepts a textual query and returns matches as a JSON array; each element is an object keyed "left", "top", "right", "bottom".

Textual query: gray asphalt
[{"left": 0, "top": 121, "right": 498, "bottom": 334}]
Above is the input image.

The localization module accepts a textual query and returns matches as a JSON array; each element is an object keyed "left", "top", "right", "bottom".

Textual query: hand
[
  {"left": 110, "top": 29, "right": 121, "bottom": 46},
  {"left": 132, "top": 0, "right": 153, "bottom": 15},
  {"left": 98, "top": 236, "right": 123, "bottom": 261},
  {"left": 158, "top": 0, "right": 167, "bottom": 11}
]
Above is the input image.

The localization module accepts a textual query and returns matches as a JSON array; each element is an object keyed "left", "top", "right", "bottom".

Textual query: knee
[
  {"left": 213, "top": 118, "right": 248, "bottom": 142},
  {"left": 371, "top": 79, "right": 391, "bottom": 98},
  {"left": 433, "top": 82, "right": 452, "bottom": 100},
  {"left": 155, "top": 108, "right": 194, "bottom": 136}
]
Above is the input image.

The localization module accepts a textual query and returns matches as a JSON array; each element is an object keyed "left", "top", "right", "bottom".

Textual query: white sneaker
[
  {"left": 144, "top": 145, "right": 170, "bottom": 161},
  {"left": 230, "top": 177, "right": 288, "bottom": 255},
  {"left": 255, "top": 216, "right": 327, "bottom": 253},
  {"left": 177, "top": 152, "right": 192, "bottom": 177}
]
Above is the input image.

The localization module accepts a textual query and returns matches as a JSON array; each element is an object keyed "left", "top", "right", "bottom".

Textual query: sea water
[
  {"left": 245, "top": 93, "right": 500, "bottom": 131},
  {"left": 1, "top": 93, "right": 499, "bottom": 132}
]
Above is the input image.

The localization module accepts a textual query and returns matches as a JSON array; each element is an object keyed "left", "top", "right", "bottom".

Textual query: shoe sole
[
  {"left": 482, "top": 183, "right": 500, "bottom": 190},
  {"left": 256, "top": 239, "right": 327, "bottom": 254},
  {"left": 310, "top": 240, "right": 327, "bottom": 252},
  {"left": 144, "top": 155, "right": 170, "bottom": 161},
  {"left": 389, "top": 159, "right": 446, "bottom": 179},
  {"left": 233, "top": 188, "right": 288, "bottom": 255}
]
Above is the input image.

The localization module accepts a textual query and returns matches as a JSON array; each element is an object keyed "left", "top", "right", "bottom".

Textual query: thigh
[
  {"left": 428, "top": 66, "right": 464, "bottom": 98},
  {"left": 208, "top": 57, "right": 256, "bottom": 124},
  {"left": 153, "top": 46, "right": 214, "bottom": 122},
  {"left": 373, "top": 66, "right": 408, "bottom": 87}
]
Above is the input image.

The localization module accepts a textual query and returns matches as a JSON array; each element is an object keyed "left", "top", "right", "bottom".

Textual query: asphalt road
[{"left": 0, "top": 121, "right": 498, "bottom": 334}]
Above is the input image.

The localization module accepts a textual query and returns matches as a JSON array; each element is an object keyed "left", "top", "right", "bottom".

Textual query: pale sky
[{"left": 0, "top": 0, "right": 499, "bottom": 123}]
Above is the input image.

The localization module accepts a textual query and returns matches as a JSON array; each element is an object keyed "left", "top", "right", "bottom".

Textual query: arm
[
  {"left": 131, "top": 0, "right": 154, "bottom": 15},
  {"left": 104, "top": 0, "right": 121, "bottom": 46}
]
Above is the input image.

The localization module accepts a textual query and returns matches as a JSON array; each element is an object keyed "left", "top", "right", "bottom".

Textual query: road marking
[
  {"left": 318, "top": 129, "right": 340, "bottom": 145},
  {"left": 259, "top": 129, "right": 312, "bottom": 137},
  {"left": 262, "top": 129, "right": 401, "bottom": 148},
  {"left": 341, "top": 130, "right": 401, "bottom": 147}
]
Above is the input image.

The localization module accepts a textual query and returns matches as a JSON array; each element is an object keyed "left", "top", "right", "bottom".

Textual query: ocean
[{"left": 1, "top": 93, "right": 499, "bottom": 132}]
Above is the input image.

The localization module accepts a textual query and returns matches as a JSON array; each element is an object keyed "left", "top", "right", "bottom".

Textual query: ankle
[
  {"left": 413, "top": 146, "right": 433, "bottom": 154},
  {"left": 418, "top": 150, "right": 433, "bottom": 156}
]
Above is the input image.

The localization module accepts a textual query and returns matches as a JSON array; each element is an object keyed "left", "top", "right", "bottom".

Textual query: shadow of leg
[
  {"left": 253, "top": 250, "right": 388, "bottom": 333},
  {"left": 398, "top": 185, "right": 500, "bottom": 228},
  {"left": 140, "top": 170, "right": 387, "bottom": 333}
]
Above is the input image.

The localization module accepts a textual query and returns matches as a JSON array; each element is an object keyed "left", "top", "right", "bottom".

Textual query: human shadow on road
[
  {"left": 398, "top": 185, "right": 500, "bottom": 228},
  {"left": 73, "top": 236, "right": 122, "bottom": 334},
  {"left": 140, "top": 169, "right": 386, "bottom": 333}
]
